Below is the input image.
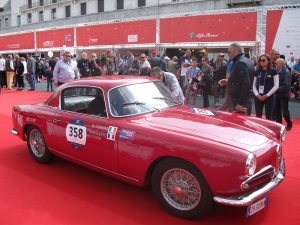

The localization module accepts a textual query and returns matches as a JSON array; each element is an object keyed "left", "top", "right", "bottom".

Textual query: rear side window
[{"left": 61, "top": 87, "right": 107, "bottom": 117}]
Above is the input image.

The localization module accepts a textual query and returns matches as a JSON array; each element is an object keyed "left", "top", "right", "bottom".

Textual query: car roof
[{"left": 62, "top": 75, "right": 158, "bottom": 90}]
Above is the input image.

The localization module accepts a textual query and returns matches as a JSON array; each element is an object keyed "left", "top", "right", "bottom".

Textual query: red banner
[
  {"left": 265, "top": 10, "right": 283, "bottom": 54},
  {"left": 77, "top": 19, "right": 156, "bottom": 46},
  {"left": 160, "top": 12, "right": 257, "bottom": 43},
  {"left": 36, "top": 28, "right": 74, "bottom": 48},
  {"left": 0, "top": 32, "right": 34, "bottom": 51}
]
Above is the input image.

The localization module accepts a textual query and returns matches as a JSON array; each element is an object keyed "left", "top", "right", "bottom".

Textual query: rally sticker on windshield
[
  {"left": 107, "top": 126, "right": 118, "bottom": 141},
  {"left": 190, "top": 108, "right": 215, "bottom": 115},
  {"left": 66, "top": 119, "right": 87, "bottom": 150}
]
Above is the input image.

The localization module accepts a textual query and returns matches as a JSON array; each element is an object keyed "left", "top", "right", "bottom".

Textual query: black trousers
[
  {"left": 200, "top": 85, "right": 210, "bottom": 108},
  {"left": 254, "top": 95, "right": 275, "bottom": 120},
  {"left": 274, "top": 96, "right": 292, "bottom": 125},
  {"left": 0, "top": 70, "right": 6, "bottom": 87},
  {"left": 17, "top": 75, "right": 24, "bottom": 88}
]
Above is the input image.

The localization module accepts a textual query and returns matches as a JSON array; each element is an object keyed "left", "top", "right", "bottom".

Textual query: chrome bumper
[
  {"left": 214, "top": 159, "right": 285, "bottom": 206},
  {"left": 10, "top": 128, "right": 19, "bottom": 135}
]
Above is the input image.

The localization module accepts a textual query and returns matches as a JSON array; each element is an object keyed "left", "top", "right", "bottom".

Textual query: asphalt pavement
[{"left": 33, "top": 80, "right": 300, "bottom": 119}]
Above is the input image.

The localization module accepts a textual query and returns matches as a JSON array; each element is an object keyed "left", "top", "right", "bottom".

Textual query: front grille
[{"left": 241, "top": 166, "right": 276, "bottom": 190}]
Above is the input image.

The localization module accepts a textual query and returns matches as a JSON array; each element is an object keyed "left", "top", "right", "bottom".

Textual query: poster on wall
[{"left": 266, "top": 9, "right": 300, "bottom": 59}]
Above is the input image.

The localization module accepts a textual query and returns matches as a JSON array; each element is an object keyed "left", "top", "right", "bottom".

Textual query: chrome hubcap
[
  {"left": 161, "top": 168, "right": 201, "bottom": 210},
  {"left": 29, "top": 129, "right": 46, "bottom": 157}
]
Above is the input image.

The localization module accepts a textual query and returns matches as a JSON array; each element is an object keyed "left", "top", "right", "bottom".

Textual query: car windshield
[{"left": 109, "top": 81, "right": 179, "bottom": 117}]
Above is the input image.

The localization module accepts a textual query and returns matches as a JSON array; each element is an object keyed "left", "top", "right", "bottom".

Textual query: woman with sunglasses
[{"left": 252, "top": 54, "right": 279, "bottom": 120}]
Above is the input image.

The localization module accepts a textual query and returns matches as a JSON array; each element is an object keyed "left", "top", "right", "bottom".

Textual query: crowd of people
[{"left": 0, "top": 44, "right": 299, "bottom": 130}]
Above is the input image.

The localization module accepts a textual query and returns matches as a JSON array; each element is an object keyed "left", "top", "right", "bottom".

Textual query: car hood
[{"left": 144, "top": 107, "right": 272, "bottom": 149}]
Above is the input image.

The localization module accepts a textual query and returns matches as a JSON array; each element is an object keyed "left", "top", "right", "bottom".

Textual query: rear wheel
[
  {"left": 27, "top": 126, "right": 53, "bottom": 163},
  {"left": 152, "top": 158, "right": 213, "bottom": 219}
]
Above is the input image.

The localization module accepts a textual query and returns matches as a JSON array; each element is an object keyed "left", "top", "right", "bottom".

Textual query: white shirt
[
  {"left": 139, "top": 60, "right": 151, "bottom": 69},
  {"left": 0, "top": 58, "right": 5, "bottom": 71},
  {"left": 22, "top": 61, "right": 28, "bottom": 74}
]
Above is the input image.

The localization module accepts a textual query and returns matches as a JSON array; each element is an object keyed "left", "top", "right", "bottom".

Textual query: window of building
[
  {"left": 81, "top": 2, "right": 87, "bottom": 15},
  {"left": 52, "top": 0, "right": 57, "bottom": 3},
  {"left": 40, "top": 0, "right": 44, "bottom": 6},
  {"left": 138, "top": 0, "right": 146, "bottom": 7},
  {"left": 66, "top": 5, "right": 71, "bottom": 18},
  {"left": 28, "top": 0, "right": 32, "bottom": 8},
  {"left": 52, "top": 8, "right": 56, "bottom": 19},
  {"left": 17, "top": 15, "right": 21, "bottom": 26},
  {"left": 4, "top": 18, "right": 8, "bottom": 27},
  {"left": 39, "top": 11, "right": 43, "bottom": 22},
  {"left": 27, "top": 13, "right": 32, "bottom": 24},
  {"left": 0, "top": 19, "right": 2, "bottom": 29},
  {"left": 117, "top": 0, "right": 124, "bottom": 10},
  {"left": 98, "top": 0, "right": 104, "bottom": 12}
]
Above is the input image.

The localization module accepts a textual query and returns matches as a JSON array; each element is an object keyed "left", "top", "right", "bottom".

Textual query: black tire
[
  {"left": 152, "top": 158, "right": 213, "bottom": 219},
  {"left": 26, "top": 125, "right": 53, "bottom": 163}
]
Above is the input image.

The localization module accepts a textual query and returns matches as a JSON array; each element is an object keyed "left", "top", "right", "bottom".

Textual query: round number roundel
[{"left": 66, "top": 119, "right": 87, "bottom": 150}]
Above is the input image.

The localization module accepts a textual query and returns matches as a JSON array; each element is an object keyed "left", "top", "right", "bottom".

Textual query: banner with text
[
  {"left": 36, "top": 28, "right": 74, "bottom": 49},
  {"left": 77, "top": 19, "right": 156, "bottom": 46},
  {"left": 160, "top": 12, "right": 257, "bottom": 43},
  {"left": 0, "top": 32, "right": 34, "bottom": 51}
]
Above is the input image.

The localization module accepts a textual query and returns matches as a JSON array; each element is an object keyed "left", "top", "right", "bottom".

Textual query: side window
[{"left": 61, "top": 87, "right": 107, "bottom": 117}]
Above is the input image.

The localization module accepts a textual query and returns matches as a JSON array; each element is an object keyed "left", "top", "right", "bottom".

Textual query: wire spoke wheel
[
  {"left": 29, "top": 128, "right": 46, "bottom": 157},
  {"left": 161, "top": 168, "right": 201, "bottom": 211},
  {"left": 27, "top": 126, "right": 53, "bottom": 163}
]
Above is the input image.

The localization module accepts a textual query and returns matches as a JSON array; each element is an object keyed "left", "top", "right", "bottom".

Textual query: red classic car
[{"left": 11, "top": 76, "right": 286, "bottom": 219}]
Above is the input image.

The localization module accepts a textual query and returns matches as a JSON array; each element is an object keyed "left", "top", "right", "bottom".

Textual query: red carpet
[{"left": 0, "top": 89, "right": 299, "bottom": 225}]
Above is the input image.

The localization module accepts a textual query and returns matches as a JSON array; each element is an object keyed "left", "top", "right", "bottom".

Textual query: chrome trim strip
[
  {"left": 10, "top": 128, "right": 19, "bottom": 135},
  {"left": 241, "top": 165, "right": 275, "bottom": 190},
  {"left": 214, "top": 159, "right": 285, "bottom": 206}
]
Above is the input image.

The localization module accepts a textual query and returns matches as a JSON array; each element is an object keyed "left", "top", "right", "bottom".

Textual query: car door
[{"left": 51, "top": 86, "right": 118, "bottom": 172}]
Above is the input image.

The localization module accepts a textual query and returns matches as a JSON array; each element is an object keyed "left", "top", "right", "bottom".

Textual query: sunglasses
[
  {"left": 64, "top": 55, "right": 71, "bottom": 57},
  {"left": 259, "top": 59, "right": 267, "bottom": 62}
]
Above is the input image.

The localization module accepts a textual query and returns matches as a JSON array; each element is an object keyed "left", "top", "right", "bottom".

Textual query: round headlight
[{"left": 245, "top": 153, "right": 256, "bottom": 176}]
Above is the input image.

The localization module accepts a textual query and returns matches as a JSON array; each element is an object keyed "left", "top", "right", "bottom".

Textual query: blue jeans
[
  {"left": 179, "top": 76, "right": 186, "bottom": 91},
  {"left": 29, "top": 73, "right": 36, "bottom": 90}
]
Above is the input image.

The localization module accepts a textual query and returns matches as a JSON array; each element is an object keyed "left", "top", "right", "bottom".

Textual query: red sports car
[{"left": 11, "top": 76, "right": 286, "bottom": 219}]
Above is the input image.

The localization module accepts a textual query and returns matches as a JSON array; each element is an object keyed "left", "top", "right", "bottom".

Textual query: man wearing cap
[{"left": 53, "top": 51, "right": 79, "bottom": 86}]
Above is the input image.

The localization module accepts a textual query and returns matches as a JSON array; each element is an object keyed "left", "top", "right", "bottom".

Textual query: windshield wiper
[
  {"left": 152, "top": 97, "right": 179, "bottom": 104},
  {"left": 123, "top": 101, "right": 146, "bottom": 106}
]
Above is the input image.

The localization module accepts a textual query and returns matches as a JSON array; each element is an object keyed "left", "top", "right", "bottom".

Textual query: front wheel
[
  {"left": 27, "top": 125, "right": 53, "bottom": 163},
  {"left": 152, "top": 158, "right": 213, "bottom": 219}
]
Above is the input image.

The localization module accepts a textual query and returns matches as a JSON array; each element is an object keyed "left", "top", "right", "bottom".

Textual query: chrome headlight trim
[
  {"left": 245, "top": 153, "right": 256, "bottom": 176},
  {"left": 280, "top": 125, "right": 286, "bottom": 142}
]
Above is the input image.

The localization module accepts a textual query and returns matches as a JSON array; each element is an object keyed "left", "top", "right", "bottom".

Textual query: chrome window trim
[
  {"left": 58, "top": 85, "right": 109, "bottom": 119},
  {"left": 107, "top": 80, "right": 178, "bottom": 118}
]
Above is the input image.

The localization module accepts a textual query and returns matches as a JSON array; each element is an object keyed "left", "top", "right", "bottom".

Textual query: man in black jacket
[
  {"left": 77, "top": 52, "right": 91, "bottom": 77},
  {"left": 274, "top": 58, "right": 293, "bottom": 130},
  {"left": 219, "top": 43, "right": 254, "bottom": 114}
]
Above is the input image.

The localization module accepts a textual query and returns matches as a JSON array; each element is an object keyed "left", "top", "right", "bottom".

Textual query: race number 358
[{"left": 66, "top": 119, "right": 87, "bottom": 149}]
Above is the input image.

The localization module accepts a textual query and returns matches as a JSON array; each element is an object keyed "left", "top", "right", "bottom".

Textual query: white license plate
[{"left": 246, "top": 197, "right": 268, "bottom": 217}]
